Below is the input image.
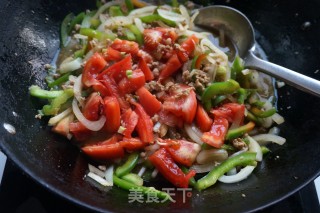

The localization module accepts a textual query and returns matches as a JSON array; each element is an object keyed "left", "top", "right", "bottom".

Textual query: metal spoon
[{"left": 194, "top": 5, "right": 320, "bottom": 97}]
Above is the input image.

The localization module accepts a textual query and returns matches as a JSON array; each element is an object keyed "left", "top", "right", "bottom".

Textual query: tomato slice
[
  {"left": 210, "top": 103, "right": 245, "bottom": 125},
  {"left": 100, "top": 75, "right": 130, "bottom": 110},
  {"left": 162, "top": 84, "right": 197, "bottom": 124},
  {"left": 143, "top": 29, "right": 163, "bottom": 50},
  {"left": 159, "top": 54, "right": 182, "bottom": 81},
  {"left": 138, "top": 57, "right": 154, "bottom": 81},
  {"left": 149, "top": 148, "right": 196, "bottom": 188},
  {"left": 165, "top": 139, "right": 201, "bottom": 167},
  {"left": 103, "top": 47, "right": 123, "bottom": 61},
  {"left": 121, "top": 108, "right": 139, "bottom": 138},
  {"left": 81, "top": 142, "right": 124, "bottom": 161},
  {"left": 52, "top": 115, "right": 72, "bottom": 137},
  {"left": 177, "top": 34, "right": 199, "bottom": 62},
  {"left": 132, "top": 102, "right": 154, "bottom": 143},
  {"left": 118, "top": 69, "right": 145, "bottom": 94},
  {"left": 158, "top": 109, "right": 183, "bottom": 128},
  {"left": 136, "top": 87, "right": 161, "bottom": 116},
  {"left": 195, "top": 104, "right": 213, "bottom": 132},
  {"left": 103, "top": 96, "right": 121, "bottom": 133},
  {"left": 82, "top": 52, "right": 107, "bottom": 87},
  {"left": 110, "top": 38, "right": 139, "bottom": 55},
  {"left": 201, "top": 117, "right": 229, "bottom": 148},
  {"left": 120, "top": 137, "right": 145, "bottom": 151},
  {"left": 69, "top": 122, "right": 92, "bottom": 141},
  {"left": 98, "top": 54, "right": 132, "bottom": 83},
  {"left": 82, "top": 92, "right": 103, "bottom": 121},
  {"left": 154, "top": 27, "right": 178, "bottom": 43}
]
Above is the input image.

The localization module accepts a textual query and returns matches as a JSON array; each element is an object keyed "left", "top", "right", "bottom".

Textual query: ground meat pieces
[
  {"left": 145, "top": 81, "right": 164, "bottom": 92},
  {"left": 232, "top": 138, "right": 248, "bottom": 150},
  {"left": 182, "top": 69, "right": 210, "bottom": 93}
]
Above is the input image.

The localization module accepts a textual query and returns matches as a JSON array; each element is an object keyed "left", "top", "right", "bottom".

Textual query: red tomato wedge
[
  {"left": 91, "top": 81, "right": 109, "bottom": 97},
  {"left": 69, "top": 122, "right": 92, "bottom": 141},
  {"left": 158, "top": 109, "right": 183, "bottom": 128},
  {"left": 103, "top": 96, "right": 121, "bottom": 133},
  {"left": 165, "top": 139, "right": 201, "bottom": 167},
  {"left": 136, "top": 87, "right": 161, "bottom": 116},
  {"left": 100, "top": 75, "right": 130, "bottom": 110},
  {"left": 121, "top": 109, "right": 139, "bottom": 138},
  {"left": 162, "top": 84, "right": 197, "bottom": 124},
  {"left": 138, "top": 57, "right": 154, "bottom": 81},
  {"left": 159, "top": 54, "right": 182, "bottom": 81},
  {"left": 195, "top": 104, "right": 213, "bottom": 132},
  {"left": 98, "top": 54, "right": 132, "bottom": 83},
  {"left": 143, "top": 29, "right": 163, "bottom": 50},
  {"left": 82, "top": 92, "right": 103, "bottom": 121},
  {"left": 177, "top": 34, "right": 199, "bottom": 62},
  {"left": 132, "top": 102, "right": 154, "bottom": 143},
  {"left": 155, "top": 27, "right": 178, "bottom": 43},
  {"left": 82, "top": 52, "right": 107, "bottom": 87},
  {"left": 103, "top": 47, "right": 123, "bottom": 62},
  {"left": 81, "top": 142, "right": 124, "bottom": 161},
  {"left": 120, "top": 137, "right": 145, "bottom": 151},
  {"left": 210, "top": 103, "right": 245, "bottom": 126},
  {"left": 201, "top": 117, "right": 229, "bottom": 148},
  {"left": 118, "top": 69, "right": 145, "bottom": 94},
  {"left": 149, "top": 148, "right": 196, "bottom": 188},
  {"left": 110, "top": 38, "right": 139, "bottom": 55}
]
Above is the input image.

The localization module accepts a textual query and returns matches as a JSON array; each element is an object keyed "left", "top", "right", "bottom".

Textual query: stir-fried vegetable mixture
[{"left": 29, "top": 0, "right": 286, "bottom": 199}]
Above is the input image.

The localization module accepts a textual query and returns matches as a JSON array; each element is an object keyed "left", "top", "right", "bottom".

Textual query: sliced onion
[
  {"left": 184, "top": 123, "right": 203, "bottom": 145},
  {"left": 190, "top": 162, "right": 216, "bottom": 173},
  {"left": 83, "top": 49, "right": 94, "bottom": 62},
  {"left": 72, "top": 98, "right": 106, "bottom": 131},
  {"left": 268, "top": 126, "right": 280, "bottom": 135},
  {"left": 227, "top": 167, "right": 237, "bottom": 176},
  {"left": 229, "top": 148, "right": 248, "bottom": 158},
  {"left": 59, "top": 57, "right": 82, "bottom": 73},
  {"left": 247, "top": 136, "right": 262, "bottom": 161},
  {"left": 87, "top": 172, "right": 112, "bottom": 186},
  {"left": 134, "top": 18, "right": 144, "bottom": 33},
  {"left": 179, "top": 5, "right": 190, "bottom": 27},
  {"left": 73, "top": 34, "right": 88, "bottom": 40},
  {"left": 157, "top": 9, "right": 185, "bottom": 22},
  {"left": 138, "top": 166, "right": 146, "bottom": 177},
  {"left": 151, "top": 168, "right": 158, "bottom": 178},
  {"left": 101, "top": 16, "right": 133, "bottom": 30},
  {"left": 104, "top": 165, "right": 114, "bottom": 186},
  {"left": 196, "top": 149, "right": 228, "bottom": 164},
  {"left": 88, "top": 164, "right": 105, "bottom": 178},
  {"left": 241, "top": 69, "right": 252, "bottom": 75},
  {"left": 179, "top": 30, "right": 209, "bottom": 39},
  {"left": 218, "top": 166, "right": 255, "bottom": 183},
  {"left": 92, "top": 1, "right": 121, "bottom": 19},
  {"left": 272, "top": 113, "right": 285, "bottom": 124},
  {"left": 129, "top": 6, "right": 157, "bottom": 17},
  {"left": 73, "top": 74, "right": 84, "bottom": 106},
  {"left": 189, "top": 9, "right": 199, "bottom": 30},
  {"left": 261, "top": 117, "right": 273, "bottom": 128},
  {"left": 252, "top": 134, "right": 286, "bottom": 146},
  {"left": 153, "top": 122, "right": 161, "bottom": 132},
  {"left": 200, "top": 38, "right": 228, "bottom": 66},
  {"left": 48, "top": 107, "right": 72, "bottom": 126}
]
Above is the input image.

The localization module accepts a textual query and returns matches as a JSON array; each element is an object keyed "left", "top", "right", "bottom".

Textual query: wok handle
[{"left": 244, "top": 51, "right": 320, "bottom": 97}]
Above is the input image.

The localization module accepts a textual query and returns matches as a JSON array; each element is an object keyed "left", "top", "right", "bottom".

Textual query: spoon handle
[{"left": 245, "top": 51, "right": 320, "bottom": 97}]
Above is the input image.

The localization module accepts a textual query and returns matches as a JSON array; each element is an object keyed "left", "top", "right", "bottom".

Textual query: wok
[{"left": 0, "top": 0, "right": 320, "bottom": 212}]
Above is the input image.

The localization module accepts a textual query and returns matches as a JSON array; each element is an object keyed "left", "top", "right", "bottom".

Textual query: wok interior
[{"left": 0, "top": 0, "right": 320, "bottom": 212}]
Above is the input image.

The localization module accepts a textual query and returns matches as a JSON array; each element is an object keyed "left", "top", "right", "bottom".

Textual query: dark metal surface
[{"left": 0, "top": 0, "right": 319, "bottom": 212}]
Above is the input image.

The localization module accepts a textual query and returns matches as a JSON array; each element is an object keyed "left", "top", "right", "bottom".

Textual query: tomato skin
[
  {"left": 120, "top": 137, "right": 145, "bottom": 151},
  {"left": 158, "top": 54, "right": 182, "bottom": 81},
  {"left": 149, "top": 148, "right": 196, "bottom": 188},
  {"left": 143, "top": 29, "right": 163, "bottom": 50},
  {"left": 177, "top": 34, "right": 199, "bottom": 62},
  {"left": 82, "top": 52, "right": 107, "bottom": 87},
  {"left": 118, "top": 69, "right": 146, "bottom": 94},
  {"left": 210, "top": 103, "right": 245, "bottom": 125},
  {"left": 136, "top": 87, "right": 161, "bottom": 116},
  {"left": 154, "top": 27, "right": 178, "bottom": 43},
  {"left": 162, "top": 84, "right": 197, "bottom": 124},
  {"left": 100, "top": 75, "right": 130, "bottom": 110},
  {"left": 82, "top": 92, "right": 103, "bottom": 121},
  {"left": 121, "top": 109, "right": 139, "bottom": 138},
  {"left": 158, "top": 109, "right": 183, "bottom": 128},
  {"left": 103, "top": 96, "right": 121, "bottom": 133},
  {"left": 138, "top": 57, "right": 154, "bottom": 81},
  {"left": 81, "top": 142, "right": 124, "bottom": 161},
  {"left": 201, "top": 117, "right": 229, "bottom": 148},
  {"left": 103, "top": 47, "right": 123, "bottom": 61},
  {"left": 132, "top": 102, "right": 154, "bottom": 143},
  {"left": 195, "top": 104, "right": 213, "bottom": 132},
  {"left": 69, "top": 122, "right": 92, "bottom": 141},
  {"left": 98, "top": 54, "right": 132, "bottom": 83},
  {"left": 110, "top": 39, "right": 139, "bottom": 55},
  {"left": 165, "top": 139, "right": 201, "bottom": 167}
]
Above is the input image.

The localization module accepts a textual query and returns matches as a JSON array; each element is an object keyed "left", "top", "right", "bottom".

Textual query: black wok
[{"left": 0, "top": 0, "right": 320, "bottom": 212}]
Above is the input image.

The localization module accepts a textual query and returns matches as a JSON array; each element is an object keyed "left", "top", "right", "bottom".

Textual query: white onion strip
[
  {"left": 129, "top": 6, "right": 157, "bottom": 17},
  {"left": 73, "top": 74, "right": 84, "bottom": 107},
  {"left": 272, "top": 113, "right": 285, "bottom": 124},
  {"left": 48, "top": 107, "right": 72, "bottom": 126},
  {"left": 247, "top": 136, "right": 263, "bottom": 161},
  {"left": 104, "top": 165, "right": 114, "bottom": 186},
  {"left": 59, "top": 57, "right": 82, "bottom": 73},
  {"left": 190, "top": 162, "right": 216, "bottom": 173},
  {"left": 72, "top": 98, "right": 106, "bottom": 131},
  {"left": 134, "top": 18, "right": 144, "bottom": 33},
  {"left": 89, "top": 164, "right": 105, "bottom": 178},
  {"left": 179, "top": 5, "right": 190, "bottom": 27},
  {"left": 87, "top": 172, "right": 112, "bottom": 186},
  {"left": 92, "top": 1, "right": 121, "bottom": 19},
  {"left": 200, "top": 38, "right": 228, "bottom": 66},
  {"left": 252, "top": 134, "right": 286, "bottom": 146},
  {"left": 184, "top": 124, "right": 203, "bottom": 145},
  {"left": 157, "top": 9, "right": 185, "bottom": 22},
  {"left": 218, "top": 166, "right": 255, "bottom": 183}
]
